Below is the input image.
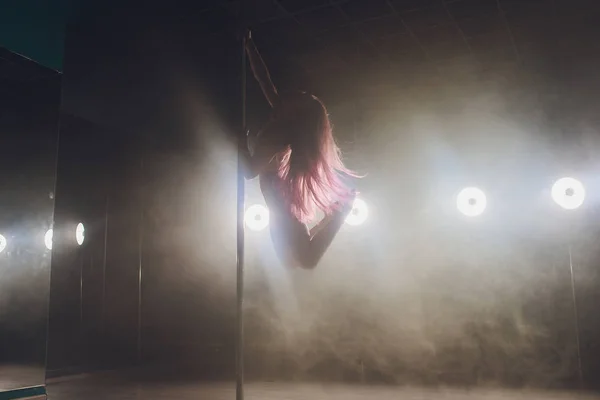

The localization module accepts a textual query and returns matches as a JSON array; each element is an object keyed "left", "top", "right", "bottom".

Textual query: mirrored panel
[{"left": 0, "top": 47, "right": 61, "bottom": 392}]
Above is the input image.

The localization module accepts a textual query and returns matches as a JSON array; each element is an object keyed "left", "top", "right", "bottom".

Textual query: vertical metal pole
[
  {"left": 568, "top": 244, "right": 583, "bottom": 388},
  {"left": 79, "top": 250, "right": 84, "bottom": 367},
  {"left": 236, "top": 33, "right": 247, "bottom": 400},
  {"left": 101, "top": 196, "right": 109, "bottom": 336},
  {"left": 80, "top": 252, "right": 84, "bottom": 326},
  {"left": 137, "top": 158, "right": 144, "bottom": 365}
]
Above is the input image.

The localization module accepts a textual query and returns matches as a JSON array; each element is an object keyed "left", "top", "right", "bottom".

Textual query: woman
[{"left": 242, "top": 31, "right": 359, "bottom": 269}]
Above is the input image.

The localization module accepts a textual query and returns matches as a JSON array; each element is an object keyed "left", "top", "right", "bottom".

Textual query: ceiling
[
  {"left": 180, "top": 0, "right": 600, "bottom": 97},
  {"left": 58, "top": 0, "right": 600, "bottom": 144},
  {"left": 5, "top": 0, "right": 597, "bottom": 87}
]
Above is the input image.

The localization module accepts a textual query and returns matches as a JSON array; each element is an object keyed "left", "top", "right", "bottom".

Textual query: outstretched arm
[{"left": 245, "top": 31, "right": 279, "bottom": 108}]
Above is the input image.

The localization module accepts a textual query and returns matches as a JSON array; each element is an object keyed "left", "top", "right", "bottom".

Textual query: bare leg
[{"left": 303, "top": 210, "right": 349, "bottom": 268}]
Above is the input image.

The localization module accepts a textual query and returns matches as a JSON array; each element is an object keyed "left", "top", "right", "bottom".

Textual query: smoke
[
  {"left": 243, "top": 235, "right": 578, "bottom": 387},
  {"left": 239, "top": 69, "right": 586, "bottom": 388},
  {"left": 135, "top": 53, "right": 599, "bottom": 390}
]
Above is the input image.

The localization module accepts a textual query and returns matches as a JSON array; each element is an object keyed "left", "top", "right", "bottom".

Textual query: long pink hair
[{"left": 275, "top": 93, "right": 357, "bottom": 224}]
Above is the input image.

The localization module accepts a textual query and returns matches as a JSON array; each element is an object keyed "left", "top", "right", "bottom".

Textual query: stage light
[
  {"left": 76, "top": 222, "right": 85, "bottom": 245},
  {"left": 457, "top": 187, "right": 486, "bottom": 217},
  {"left": 44, "top": 229, "right": 53, "bottom": 250},
  {"left": 345, "top": 198, "right": 368, "bottom": 226},
  {"left": 552, "top": 177, "right": 585, "bottom": 210},
  {"left": 245, "top": 204, "right": 269, "bottom": 232},
  {"left": 0, "top": 234, "right": 6, "bottom": 253}
]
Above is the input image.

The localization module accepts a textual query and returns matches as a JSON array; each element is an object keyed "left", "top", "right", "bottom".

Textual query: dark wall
[
  {"left": 0, "top": 48, "right": 61, "bottom": 392},
  {"left": 47, "top": 113, "right": 142, "bottom": 374},
  {"left": 47, "top": 5, "right": 243, "bottom": 375},
  {"left": 47, "top": 116, "right": 239, "bottom": 376}
]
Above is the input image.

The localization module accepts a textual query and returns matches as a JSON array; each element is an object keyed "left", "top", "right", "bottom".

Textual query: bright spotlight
[
  {"left": 244, "top": 204, "right": 269, "bottom": 232},
  {"left": 44, "top": 229, "right": 53, "bottom": 250},
  {"left": 76, "top": 222, "right": 85, "bottom": 245},
  {"left": 552, "top": 177, "right": 585, "bottom": 210},
  {"left": 457, "top": 187, "right": 487, "bottom": 217},
  {"left": 345, "top": 198, "right": 368, "bottom": 226},
  {"left": 0, "top": 234, "right": 6, "bottom": 253}
]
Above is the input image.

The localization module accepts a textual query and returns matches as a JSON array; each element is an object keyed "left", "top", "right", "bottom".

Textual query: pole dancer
[{"left": 241, "top": 30, "right": 359, "bottom": 270}]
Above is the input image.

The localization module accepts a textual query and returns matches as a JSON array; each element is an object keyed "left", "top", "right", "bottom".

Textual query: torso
[
  {"left": 259, "top": 170, "right": 297, "bottom": 264},
  {"left": 255, "top": 91, "right": 314, "bottom": 260},
  {"left": 259, "top": 92, "right": 309, "bottom": 242},
  {"left": 259, "top": 169, "right": 284, "bottom": 215}
]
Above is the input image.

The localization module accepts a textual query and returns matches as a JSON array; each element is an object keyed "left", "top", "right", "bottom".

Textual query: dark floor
[
  {"left": 45, "top": 375, "right": 600, "bottom": 400},
  {"left": 0, "top": 364, "right": 44, "bottom": 392}
]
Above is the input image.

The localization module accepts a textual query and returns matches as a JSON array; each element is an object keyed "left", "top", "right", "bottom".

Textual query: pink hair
[{"left": 275, "top": 94, "right": 357, "bottom": 224}]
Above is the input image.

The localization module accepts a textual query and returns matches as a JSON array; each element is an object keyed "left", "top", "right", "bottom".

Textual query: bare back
[{"left": 259, "top": 170, "right": 311, "bottom": 267}]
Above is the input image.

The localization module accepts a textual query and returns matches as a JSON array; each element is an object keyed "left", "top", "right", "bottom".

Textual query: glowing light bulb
[
  {"left": 457, "top": 187, "right": 486, "bottom": 217},
  {"left": 345, "top": 198, "right": 369, "bottom": 226},
  {"left": 244, "top": 204, "right": 269, "bottom": 231},
  {"left": 44, "top": 229, "right": 53, "bottom": 250},
  {"left": 552, "top": 177, "right": 585, "bottom": 210},
  {"left": 76, "top": 223, "right": 85, "bottom": 245}
]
